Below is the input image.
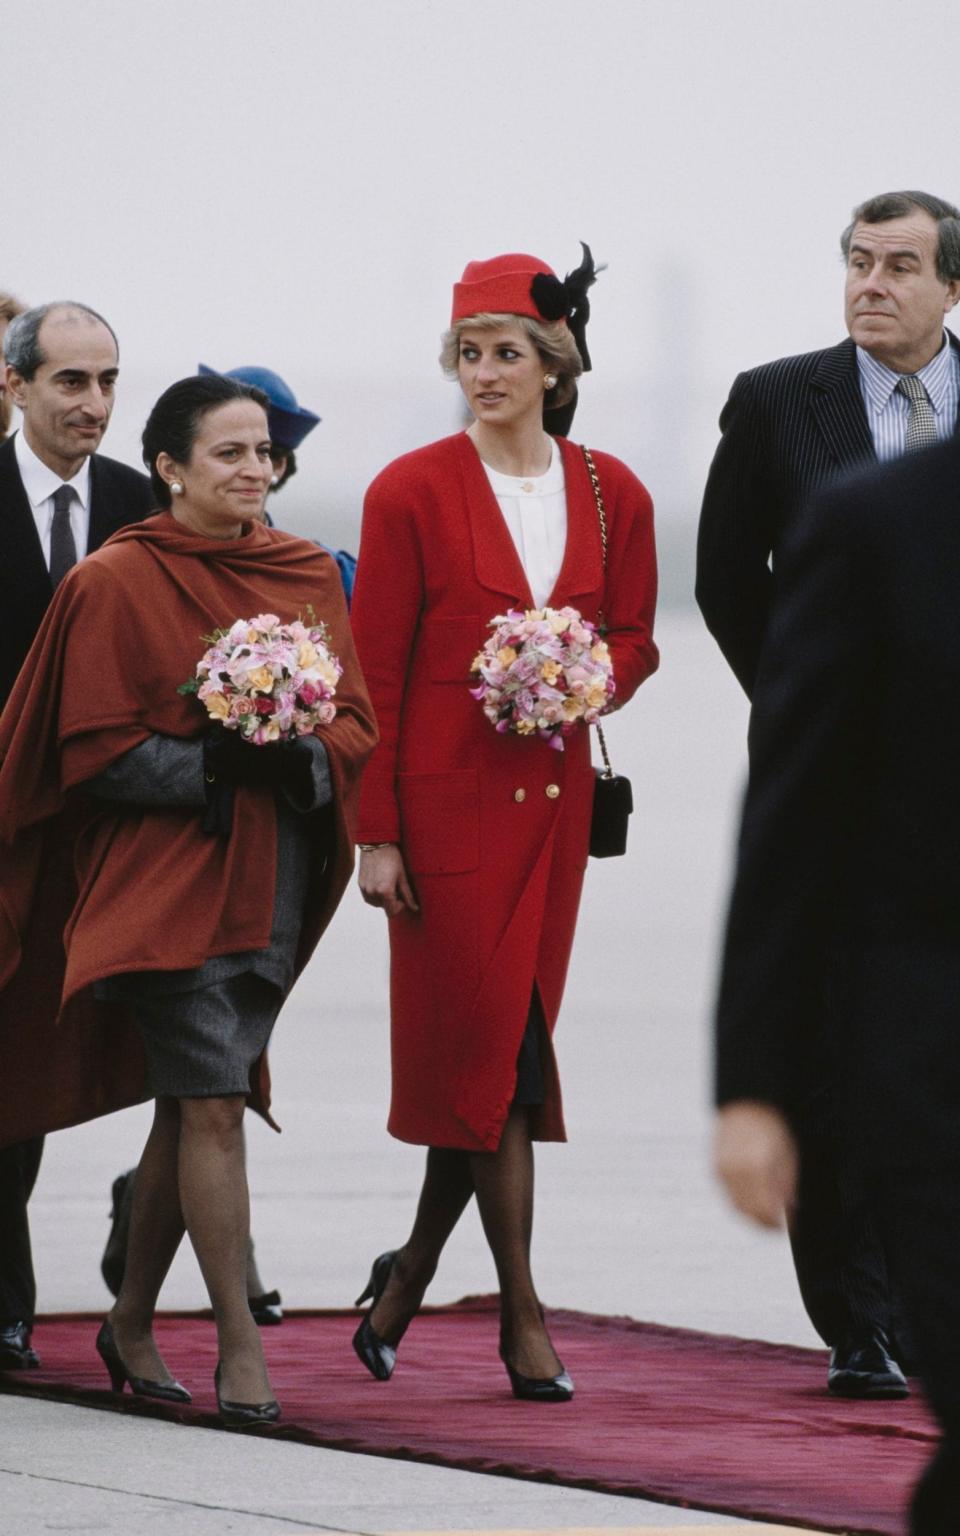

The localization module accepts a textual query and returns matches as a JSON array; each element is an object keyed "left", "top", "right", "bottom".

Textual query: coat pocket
[
  {"left": 421, "top": 615, "right": 480, "bottom": 684},
  {"left": 398, "top": 769, "right": 479, "bottom": 874}
]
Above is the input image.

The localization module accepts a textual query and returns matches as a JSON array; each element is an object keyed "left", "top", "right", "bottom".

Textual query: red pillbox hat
[{"left": 451, "top": 253, "right": 560, "bottom": 325}]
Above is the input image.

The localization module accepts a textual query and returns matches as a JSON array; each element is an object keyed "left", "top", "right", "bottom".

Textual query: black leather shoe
[
  {"left": 0, "top": 1322, "right": 39, "bottom": 1370},
  {"left": 101, "top": 1169, "right": 136, "bottom": 1298},
  {"left": 214, "top": 1361, "right": 280, "bottom": 1428},
  {"left": 95, "top": 1319, "right": 191, "bottom": 1403},
  {"left": 827, "top": 1328, "right": 909, "bottom": 1399},
  {"left": 248, "top": 1288, "right": 283, "bottom": 1326}
]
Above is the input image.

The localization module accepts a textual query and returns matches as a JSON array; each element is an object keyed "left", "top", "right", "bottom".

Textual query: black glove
[{"left": 201, "top": 727, "right": 314, "bottom": 836}]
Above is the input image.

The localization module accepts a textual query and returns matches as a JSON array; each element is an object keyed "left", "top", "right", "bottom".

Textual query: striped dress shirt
[{"left": 856, "top": 334, "right": 960, "bottom": 462}]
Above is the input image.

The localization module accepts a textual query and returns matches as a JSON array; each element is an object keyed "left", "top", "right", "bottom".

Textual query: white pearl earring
[
  {"left": 170, "top": 481, "right": 184, "bottom": 496},
  {"left": 544, "top": 374, "right": 558, "bottom": 390}
]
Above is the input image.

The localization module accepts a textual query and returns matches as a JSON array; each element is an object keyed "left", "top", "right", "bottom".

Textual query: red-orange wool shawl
[{"left": 0, "top": 513, "right": 377, "bottom": 1146}]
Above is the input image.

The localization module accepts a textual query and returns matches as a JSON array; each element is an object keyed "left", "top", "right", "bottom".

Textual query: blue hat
[{"left": 198, "top": 364, "right": 321, "bottom": 450}]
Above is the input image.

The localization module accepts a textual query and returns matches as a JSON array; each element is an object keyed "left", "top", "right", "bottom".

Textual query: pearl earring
[
  {"left": 544, "top": 374, "right": 558, "bottom": 390},
  {"left": 170, "top": 481, "right": 184, "bottom": 496}
]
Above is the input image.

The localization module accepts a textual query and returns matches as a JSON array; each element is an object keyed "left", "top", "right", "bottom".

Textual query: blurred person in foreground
[
  {"left": 0, "top": 300, "right": 153, "bottom": 1372},
  {"left": 0, "top": 372, "right": 376, "bottom": 1422},
  {"left": 714, "top": 430, "right": 960, "bottom": 1533},
  {"left": 349, "top": 247, "right": 658, "bottom": 1398},
  {"left": 698, "top": 191, "right": 960, "bottom": 1396}
]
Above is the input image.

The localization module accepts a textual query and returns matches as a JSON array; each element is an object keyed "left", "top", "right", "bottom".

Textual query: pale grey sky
[{"left": 7, "top": 0, "right": 959, "bottom": 597}]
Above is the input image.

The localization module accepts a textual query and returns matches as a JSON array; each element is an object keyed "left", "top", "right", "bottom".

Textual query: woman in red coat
[{"left": 351, "top": 249, "right": 658, "bottom": 1398}]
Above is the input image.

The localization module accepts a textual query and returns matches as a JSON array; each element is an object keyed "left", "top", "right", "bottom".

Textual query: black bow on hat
[{"left": 530, "top": 241, "right": 602, "bottom": 372}]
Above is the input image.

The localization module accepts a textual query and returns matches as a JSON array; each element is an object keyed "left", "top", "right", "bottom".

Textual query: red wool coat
[{"left": 351, "top": 433, "right": 658, "bottom": 1152}]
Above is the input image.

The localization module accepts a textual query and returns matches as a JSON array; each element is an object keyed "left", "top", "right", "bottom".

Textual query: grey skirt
[{"left": 132, "top": 972, "right": 283, "bottom": 1099}]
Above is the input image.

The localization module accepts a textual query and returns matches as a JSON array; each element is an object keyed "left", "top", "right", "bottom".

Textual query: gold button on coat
[
  {"left": 514, "top": 788, "right": 526, "bottom": 803},
  {"left": 545, "top": 783, "right": 560, "bottom": 799}
]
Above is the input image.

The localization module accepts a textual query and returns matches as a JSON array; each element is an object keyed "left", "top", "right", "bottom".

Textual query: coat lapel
[
  {"left": 950, "top": 331, "right": 960, "bottom": 437},
  {"left": 808, "top": 339, "right": 876, "bottom": 469},
  {"left": 550, "top": 437, "right": 603, "bottom": 605},
  {"left": 0, "top": 436, "right": 52, "bottom": 597},
  {"left": 87, "top": 455, "right": 124, "bottom": 552},
  {"left": 457, "top": 433, "right": 534, "bottom": 607}
]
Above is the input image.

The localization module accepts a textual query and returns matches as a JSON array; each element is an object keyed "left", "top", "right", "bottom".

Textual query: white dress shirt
[
  {"left": 14, "top": 429, "right": 92, "bottom": 567},
  {"left": 482, "top": 444, "right": 567, "bottom": 610},
  {"left": 856, "top": 333, "right": 960, "bottom": 463}
]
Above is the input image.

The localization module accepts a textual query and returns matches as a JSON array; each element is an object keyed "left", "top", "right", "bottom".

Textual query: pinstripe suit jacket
[{"left": 695, "top": 332, "right": 960, "bottom": 697}]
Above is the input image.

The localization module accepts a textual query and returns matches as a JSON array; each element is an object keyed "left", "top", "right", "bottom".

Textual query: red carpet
[{"left": 0, "top": 1298, "right": 935, "bottom": 1534}]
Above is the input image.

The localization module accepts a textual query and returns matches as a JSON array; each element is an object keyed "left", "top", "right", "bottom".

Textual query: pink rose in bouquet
[
  {"left": 179, "top": 612, "right": 342, "bottom": 744},
  {"left": 469, "top": 605, "right": 614, "bottom": 751}
]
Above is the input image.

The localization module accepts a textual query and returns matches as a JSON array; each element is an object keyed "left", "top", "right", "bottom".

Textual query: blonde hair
[
  {"left": 439, "top": 312, "right": 582, "bottom": 409},
  {"left": 0, "top": 291, "right": 26, "bottom": 443}
]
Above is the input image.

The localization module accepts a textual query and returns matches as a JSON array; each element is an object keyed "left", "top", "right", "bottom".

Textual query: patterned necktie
[
  {"left": 896, "top": 374, "right": 939, "bottom": 454},
  {"left": 49, "top": 484, "right": 79, "bottom": 587}
]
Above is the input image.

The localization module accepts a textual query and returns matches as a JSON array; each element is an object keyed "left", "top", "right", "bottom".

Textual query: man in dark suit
[
  {"left": 0, "top": 301, "right": 154, "bottom": 1369},
  {"left": 697, "top": 190, "right": 960, "bottom": 1396},
  {"left": 714, "top": 432, "right": 960, "bottom": 1534}
]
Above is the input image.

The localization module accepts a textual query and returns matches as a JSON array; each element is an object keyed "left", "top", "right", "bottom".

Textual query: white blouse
[{"left": 481, "top": 444, "right": 567, "bottom": 610}]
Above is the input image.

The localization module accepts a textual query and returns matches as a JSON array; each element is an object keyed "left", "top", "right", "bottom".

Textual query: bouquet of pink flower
[
  {"left": 469, "top": 605, "right": 614, "bottom": 751},
  {"left": 179, "top": 612, "right": 342, "bottom": 744}
]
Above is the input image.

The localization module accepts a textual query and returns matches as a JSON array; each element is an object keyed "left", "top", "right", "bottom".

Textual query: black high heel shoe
[
  {"left": 499, "top": 1331, "right": 574, "bottom": 1402},
  {"left": 501, "top": 1355, "right": 575, "bottom": 1401},
  {"left": 352, "top": 1250, "right": 399, "bottom": 1381},
  {"left": 95, "top": 1319, "right": 191, "bottom": 1404},
  {"left": 247, "top": 1288, "right": 283, "bottom": 1326},
  {"left": 214, "top": 1361, "right": 281, "bottom": 1428}
]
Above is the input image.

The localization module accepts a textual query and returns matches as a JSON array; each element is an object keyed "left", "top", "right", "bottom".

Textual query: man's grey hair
[
  {"left": 3, "top": 301, "right": 119, "bottom": 381},
  {"left": 840, "top": 191, "right": 960, "bottom": 283}
]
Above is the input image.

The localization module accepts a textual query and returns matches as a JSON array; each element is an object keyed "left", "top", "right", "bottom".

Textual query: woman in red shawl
[
  {"left": 350, "top": 249, "right": 658, "bottom": 1399},
  {"left": 0, "top": 374, "right": 376, "bottom": 1423}
]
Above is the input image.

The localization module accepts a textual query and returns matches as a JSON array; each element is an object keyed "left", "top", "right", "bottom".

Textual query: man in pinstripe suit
[{"left": 697, "top": 190, "right": 960, "bottom": 1397}]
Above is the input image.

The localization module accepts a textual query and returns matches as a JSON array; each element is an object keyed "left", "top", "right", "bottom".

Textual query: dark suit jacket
[
  {"left": 696, "top": 332, "right": 960, "bottom": 697},
  {"left": 715, "top": 435, "right": 960, "bottom": 1166},
  {"left": 0, "top": 434, "right": 155, "bottom": 707}
]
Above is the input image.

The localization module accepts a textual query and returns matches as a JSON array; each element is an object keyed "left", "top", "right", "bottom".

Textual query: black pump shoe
[
  {"left": 354, "top": 1249, "right": 398, "bottom": 1309},
  {"left": 352, "top": 1249, "right": 399, "bottom": 1381},
  {"left": 96, "top": 1320, "right": 191, "bottom": 1403},
  {"left": 101, "top": 1169, "right": 137, "bottom": 1298},
  {"left": 248, "top": 1289, "right": 283, "bottom": 1326},
  {"left": 352, "top": 1315, "right": 398, "bottom": 1381},
  {"left": 501, "top": 1352, "right": 575, "bottom": 1402},
  {"left": 214, "top": 1361, "right": 281, "bottom": 1428}
]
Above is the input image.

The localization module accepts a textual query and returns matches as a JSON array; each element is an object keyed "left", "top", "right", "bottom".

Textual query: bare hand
[
  {"left": 358, "top": 844, "right": 419, "bottom": 918},
  {"left": 714, "top": 1100, "right": 799, "bottom": 1230}
]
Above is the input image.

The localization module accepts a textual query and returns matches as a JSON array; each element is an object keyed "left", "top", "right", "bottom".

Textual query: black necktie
[{"left": 49, "top": 484, "right": 78, "bottom": 587}]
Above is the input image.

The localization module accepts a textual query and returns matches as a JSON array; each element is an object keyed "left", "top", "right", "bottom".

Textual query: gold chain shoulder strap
[
  {"left": 582, "top": 446, "right": 609, "bottom": 572},
  {"left": 581, "top": 445, "right": 614, "bottom": 780}
]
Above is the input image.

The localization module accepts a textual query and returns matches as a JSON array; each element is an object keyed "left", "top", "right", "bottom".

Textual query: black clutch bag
[{"left": 590, "top": 762, "right": 633, "bottom": 859}]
